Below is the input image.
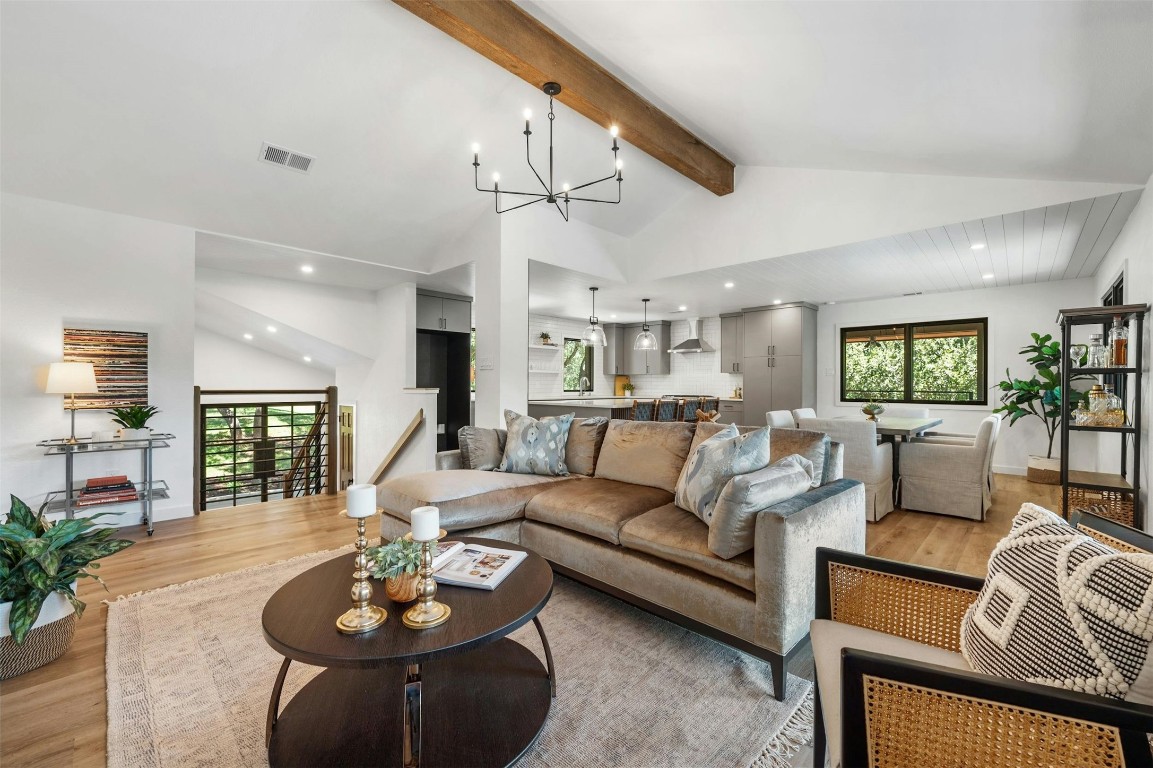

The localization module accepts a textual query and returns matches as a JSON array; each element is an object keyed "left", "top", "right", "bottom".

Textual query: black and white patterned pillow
[{"left": 961, "top": 503, "right": 1153, "bottom": 704}]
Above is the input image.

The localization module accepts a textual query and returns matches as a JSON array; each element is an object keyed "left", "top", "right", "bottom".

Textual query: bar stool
[
  {"left": 655, "top": 399, "right": 683, "bottom": 422},
  {"left": 630, "top": 399, "right": 657, "bottom": 421}
]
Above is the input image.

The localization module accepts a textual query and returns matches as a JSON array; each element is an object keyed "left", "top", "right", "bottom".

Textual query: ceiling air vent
[{"left": 259, "top": 142, "right": 314, "bottom": 174}]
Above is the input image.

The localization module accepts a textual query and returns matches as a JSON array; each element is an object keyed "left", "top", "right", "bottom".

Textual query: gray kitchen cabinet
[
  {"left": 717, "top": 400, "right": 744, "bottom": 425},
  {"left": 602, "top": 324, "right": 626, "bottom": 375},
  {"left": 416, "top": 292, "right": 472, "bottom": 333},
  {"left": 618, "top": 321, "right": 671, "bottom": 375},
  {"left": 720, "top": 313, "right": 744, "bottom": 373},
  {"left": 740, "top": 303, "right": 818, "bottom": 425}
]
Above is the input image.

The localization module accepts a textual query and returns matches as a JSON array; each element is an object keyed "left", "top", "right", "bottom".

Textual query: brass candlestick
[
  {"left": 336, "top": 513, "right": 388, "bottom": 634},
  {"left": 402, "top": 529, "right": 451, "bottom": 630}
]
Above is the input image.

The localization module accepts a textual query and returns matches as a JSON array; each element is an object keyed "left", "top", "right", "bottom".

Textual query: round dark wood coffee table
[{"left": 262, "top": 537, "right": 555, "bottom": 768}]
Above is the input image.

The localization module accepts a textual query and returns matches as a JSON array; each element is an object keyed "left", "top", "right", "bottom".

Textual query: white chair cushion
[{"left": 811, "top": 618, "right": 972, "bottom": 768}]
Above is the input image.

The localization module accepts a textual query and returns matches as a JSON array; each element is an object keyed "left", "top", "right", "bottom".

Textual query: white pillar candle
[
  {"left": 346, "top": 484, "right": 377, "bottom": 519},
  {"left": 410, "top": 506, "right": 440, "bottom": 541}
]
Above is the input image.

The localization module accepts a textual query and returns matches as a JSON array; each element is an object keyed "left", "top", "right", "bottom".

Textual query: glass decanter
[
  {"left": 1087, "top": 334, "right": 1108, "bottom": 368},
  {"left": 1109, "top": 315, "right": 1129, "bottom": 367}
]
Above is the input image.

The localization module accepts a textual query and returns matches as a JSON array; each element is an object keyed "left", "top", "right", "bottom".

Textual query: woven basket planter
[
  {"left": 1026, "top": 456, "right": 1060, "bottom": 485},
  {"left": 0, "top": 591, "right": 79, "bottom": 680}
]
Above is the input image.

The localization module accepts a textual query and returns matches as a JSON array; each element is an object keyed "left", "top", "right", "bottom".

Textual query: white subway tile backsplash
[{"left": 528, "top": 314, "right": 742, "bottom": 400}]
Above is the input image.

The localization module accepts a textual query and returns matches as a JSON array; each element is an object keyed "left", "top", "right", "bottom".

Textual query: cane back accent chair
[{"left": 812, "top": 515, "right": 1153, "bottom": 768}]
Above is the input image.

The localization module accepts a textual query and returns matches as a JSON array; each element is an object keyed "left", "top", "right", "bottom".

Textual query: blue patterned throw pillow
[
  {"left": 674, "top": 424, "right": 772, "bottom": 524},
  {"left": 496, "top": 410, "right": 574, "bottom": 477}
]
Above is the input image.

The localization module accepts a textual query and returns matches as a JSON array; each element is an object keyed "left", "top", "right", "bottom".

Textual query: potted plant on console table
[
  {"left": 993, "top": 332, "right": 1089, "bottom": 484},
  {"left": 0, "top": 496, "right": 134, "bottom": 679},
  {"left": 108, "top": 404, "right": 160, "bottom": 440}
]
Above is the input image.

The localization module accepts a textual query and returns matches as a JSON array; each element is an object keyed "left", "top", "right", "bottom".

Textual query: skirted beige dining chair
[
  {"left": 765, "top": 410, "right": 795, "bottom": 428},
  {"left": 898, "top": 414, "right": 1001, "bottom": 520},
  {"left": 797, "top": 417, "right": 894, "bottom": 521}
]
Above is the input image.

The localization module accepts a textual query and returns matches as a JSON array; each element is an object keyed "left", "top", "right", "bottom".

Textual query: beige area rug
[{"left": 107, "top": 548, "right": 813, "bottom": 768}]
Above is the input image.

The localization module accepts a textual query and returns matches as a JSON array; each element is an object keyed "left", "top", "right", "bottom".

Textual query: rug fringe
[
  {"left": 102, "top": 544, "right": 353, "bottom": 604},
  {"left": 748, "top": 689, "right": 814, "bottom": 768}
]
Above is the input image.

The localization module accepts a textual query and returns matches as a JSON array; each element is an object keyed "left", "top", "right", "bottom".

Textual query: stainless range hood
[{"left": 669, "top": 318, "right": 715, "bottom": 354}]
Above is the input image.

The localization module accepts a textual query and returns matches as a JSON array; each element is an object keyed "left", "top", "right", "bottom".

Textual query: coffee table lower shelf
[{"left": 268, "top": 638, "right": 552, "bottom": 768}]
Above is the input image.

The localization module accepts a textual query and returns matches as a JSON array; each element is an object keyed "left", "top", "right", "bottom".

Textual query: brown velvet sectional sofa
[{"left": 377, "top": 418, "right": 866, "bottom": 700}]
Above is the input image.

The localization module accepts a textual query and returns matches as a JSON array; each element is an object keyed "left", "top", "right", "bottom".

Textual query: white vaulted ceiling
[{"left": 529, "top": 191, "right": 1144, "bottom": 322}]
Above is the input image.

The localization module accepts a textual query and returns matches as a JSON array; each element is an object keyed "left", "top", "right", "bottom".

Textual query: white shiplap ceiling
[{"left": 530, "top": 191, "right": 1144, "bottom": 322}]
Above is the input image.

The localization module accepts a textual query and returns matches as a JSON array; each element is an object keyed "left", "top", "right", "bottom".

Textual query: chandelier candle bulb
[
  {"left": 346, "top": 483, "right": 376, "bottom": 519},
  {"left": 411, "top": 506, "right": 440, "bottom": 542}
]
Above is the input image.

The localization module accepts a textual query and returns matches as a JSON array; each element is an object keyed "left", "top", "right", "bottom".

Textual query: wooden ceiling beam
[{"left": 392, "top": 0, "right": 735, "bottom": 196}]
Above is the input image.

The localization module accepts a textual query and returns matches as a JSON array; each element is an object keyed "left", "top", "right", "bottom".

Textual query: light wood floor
[{"left": 1, "top": 474, "right": 1060, "bottom": 767}]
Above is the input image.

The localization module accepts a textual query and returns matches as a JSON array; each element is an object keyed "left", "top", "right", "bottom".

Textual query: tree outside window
[
  {"left": 841, "top": 319, "right": 986, "bottom": 404},
  {"left": 563, "top": 338, "right": 594, "bottom": 392}
]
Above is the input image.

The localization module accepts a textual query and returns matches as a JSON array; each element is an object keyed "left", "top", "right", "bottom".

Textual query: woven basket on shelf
[{"left": 1065, "top": 487, "right": 1136, "bottom": 528}]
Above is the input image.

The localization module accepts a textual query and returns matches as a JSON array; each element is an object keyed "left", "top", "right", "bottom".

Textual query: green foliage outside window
[
  {"left": 563, "top": 338, "right": 594, "bottom": 392},
  {"left": 842, "top": 319, "right": 985, "bottom": 404}
]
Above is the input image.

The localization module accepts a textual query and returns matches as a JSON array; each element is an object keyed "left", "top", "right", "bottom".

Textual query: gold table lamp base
[{"left": 402, "top": 529, "right": 451, "bottom": 630}]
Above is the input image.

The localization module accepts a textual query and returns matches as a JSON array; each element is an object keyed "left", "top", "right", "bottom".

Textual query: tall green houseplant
[{"left": 993, "top": 332, "right": 1088, "bottom": 460}]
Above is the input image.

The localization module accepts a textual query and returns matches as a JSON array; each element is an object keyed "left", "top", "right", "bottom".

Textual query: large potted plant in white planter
[
  {"left": 0, "top": 496, "right": 134, "bottom": 679},
  {"left": 993, "top": 332, "right": 1089, "bottom": 484}
]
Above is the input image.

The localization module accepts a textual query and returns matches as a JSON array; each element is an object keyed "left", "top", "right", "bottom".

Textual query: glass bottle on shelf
[
  {"left": 1109, "top": 315, "right": 1129, "bottom": 367},
  {"left": 1087, "top": 384, "right": 1108, "bottom": 425},
  {"left": 1088, "top": 334, "right": 1108, "bottom": 368},
  {"left": 1104, "top": 383, "right": 1125, "bottom": 426}
]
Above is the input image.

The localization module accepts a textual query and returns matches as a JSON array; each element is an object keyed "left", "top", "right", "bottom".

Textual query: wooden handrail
[
  {"left": 371, "top": 409, "right": 425, "bottom": 485},
  {"left": 283, "top": 403, "right": 327, "bottom": 497}
]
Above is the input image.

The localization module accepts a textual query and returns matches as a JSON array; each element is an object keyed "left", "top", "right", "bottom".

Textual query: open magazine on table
[{"left": 433, "top": 542, "right": 527, "bottom": 591}]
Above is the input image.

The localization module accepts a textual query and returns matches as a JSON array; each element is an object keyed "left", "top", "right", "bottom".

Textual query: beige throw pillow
[
  {"left": 565, "top": 417, "right": 609, "bottom": 476},
  {"left": 457, "top": 426, "right": 507, "bottom": 471},
  {"left": 594, "top": 420, "right": 697, "bottom": 493},
  {"left": 707, "top": 454, "right": 816, "bottom": 559}
]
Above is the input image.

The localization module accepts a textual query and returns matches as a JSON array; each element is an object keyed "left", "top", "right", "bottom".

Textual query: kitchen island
[{"left": 527, "top": 398, "right": 636, "bottom": 420}]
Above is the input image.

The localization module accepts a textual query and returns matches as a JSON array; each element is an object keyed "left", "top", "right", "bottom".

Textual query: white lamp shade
[
  {"left": 633, "top": 328, "right": 658, "bottom": 350},
  {"left": 45, "top": 362, "right": 98, "bottom": 395},
  {"left": 582, "top": 323, "right": 607, "bottom": 347}
]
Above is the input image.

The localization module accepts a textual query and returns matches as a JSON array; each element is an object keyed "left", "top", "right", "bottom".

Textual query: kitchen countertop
[{"left": 528, "top": 398, "right": 634, "bottom": 408}]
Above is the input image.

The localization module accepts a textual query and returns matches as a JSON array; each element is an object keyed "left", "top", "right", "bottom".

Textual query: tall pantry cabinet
[{"left": 740, "top": 303, "right": 818, "bottom": 426}]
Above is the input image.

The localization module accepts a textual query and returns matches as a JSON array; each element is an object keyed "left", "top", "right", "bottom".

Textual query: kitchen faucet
[{"left": 579, "top": 376, "right": 591, "bottom": 397}]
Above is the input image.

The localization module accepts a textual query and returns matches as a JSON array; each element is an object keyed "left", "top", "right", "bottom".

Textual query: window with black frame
[
  {"left": 563, "top": 338, "right": 594, "bottom": 392},
  {"left": 841, "top": 318, "right": 987, "bottom": 404}
]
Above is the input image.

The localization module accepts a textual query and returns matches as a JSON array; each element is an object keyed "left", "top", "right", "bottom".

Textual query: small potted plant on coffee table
[
  {"left": 0, "top": 495, "right": 134, "bottom": 679},
  {"left": 368, "top": 537, "right": 422, "bottom": 603}
]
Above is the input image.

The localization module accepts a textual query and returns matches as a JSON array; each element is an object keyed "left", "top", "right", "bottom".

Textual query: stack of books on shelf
[{"left": 77, "top": 475, "right": 138, "bottom": 506}]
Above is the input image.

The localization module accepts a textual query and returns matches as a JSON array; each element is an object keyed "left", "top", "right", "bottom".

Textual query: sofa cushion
[
  {"left": 378, "top": 469, "right": 568, "bottom": 531},
  {"left": 960, "top": 503, "right": 1153, "bottom": 704},
  {"left": 497, "top": 410, "right": 574, "bottom": 476},
  {"left": 619, "top": 503, "right": 755, "bottom": 592},
  {"left": 674, "top": 424, "right": 772, "bottom": 524},
  {"left": 680, "top": 423, "right": 831, "bottom": 489},
  {"left": 525, "top": 477, "right": 673, "bottom": 545},
  {"left": 812, "top": 618, "right": 971, "bottom": 768},
  {"left": 594, "top": 420, "right": 696, "bottom": 493},
  {"left": 566, "top": 417, "right": 609, "bottom": 477},
  {"left": 708, "top": 454, "right": 816, "bottom": 560},
  {"left": 457, "top": 426, "right": 507, "bottom": 471}
]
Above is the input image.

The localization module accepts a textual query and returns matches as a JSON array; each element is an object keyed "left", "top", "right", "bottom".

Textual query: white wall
[
  {"left": 1093, "top": 180, "right": 1151, "bottom": 531},
  {"left": 1, "top": 193, "right": 196, "bottom": 523},
  {"left": 194, "top": 328, "right": 334, "bottom": 390},
  {"left": 817, "top": 278, "right": 1099, "bottom": 476},
  {"left": 627, "top": 166, "right": 1143, "bottom": 282},
  {"left": 528, "top": 314, "right": 615, "bottom": 399}
]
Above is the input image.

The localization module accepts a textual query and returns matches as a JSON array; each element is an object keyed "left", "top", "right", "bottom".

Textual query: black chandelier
[{"left": 472, "top": 82, "right": 623, "bottom": 221}]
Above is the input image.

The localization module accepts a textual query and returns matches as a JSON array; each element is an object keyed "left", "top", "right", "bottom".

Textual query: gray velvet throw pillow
[
  {"left": 496, "top": 410, "right": 574, "bottom": 477},
  {"left": 708, "top": 454, "right": 816, "bottom": 559},
  {"left": 457, "top": 426, "right": 507, "bottom": 471}
]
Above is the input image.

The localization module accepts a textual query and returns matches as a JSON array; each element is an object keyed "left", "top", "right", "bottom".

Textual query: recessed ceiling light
[
  {"left": 827, "top": 301, "right": 837, "bottom": 305},
  {"left": 243, "top": 333, "right": 253, "bottom": 340},
  {"left": 983, "top": 273, "right": 995, "bottom": 279},
  {"left": 772, "top": 299, "right": 782, "bottom": 305},
  {"left": 267, "top": 325, "right": 277, "bottom": 333},
  {"left": 678, "top": 305, "right": 687, "bottom": 311},
  {"left": 300, "top": 265, "right": 314, "bottom": 274},
  {"left": 610, "top": 314, "right": 617, "bottom": 319},
  {"left": 971, "top": 243, "right": 986, "bottom": 250},
  {"left": 724, "top": 282, "right": 734, "bottom": 289},
  {"left": 302, "top": 355, "right": 312, "bottom": 362}
]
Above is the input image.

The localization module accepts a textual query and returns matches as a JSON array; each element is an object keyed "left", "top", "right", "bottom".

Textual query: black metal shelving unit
[{"left": 1057, "top": 304, "right": 1148, "bottom": 529}]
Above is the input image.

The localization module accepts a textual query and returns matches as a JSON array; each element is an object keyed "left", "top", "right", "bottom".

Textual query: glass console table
[{"left": 37, "top": 433, "right": 175, "bottom": 536}]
